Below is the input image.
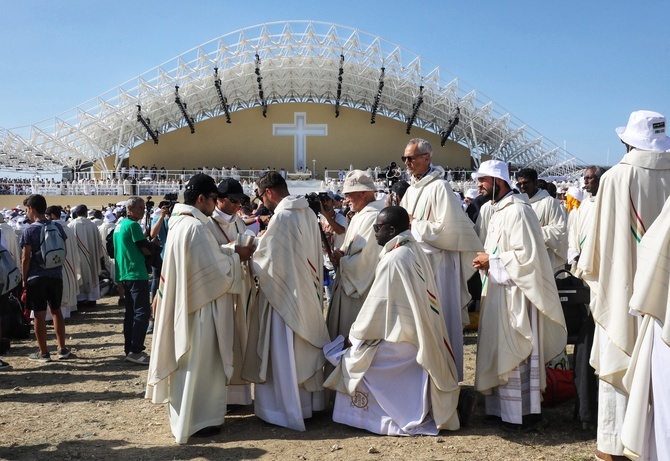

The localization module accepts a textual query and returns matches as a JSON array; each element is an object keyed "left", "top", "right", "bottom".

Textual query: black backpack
[
  {"left": 106, "top": 231, "right": 115, "bottom": 258},
  {"left": 0, "top": 294, "right": 31, "bottom": 340}
]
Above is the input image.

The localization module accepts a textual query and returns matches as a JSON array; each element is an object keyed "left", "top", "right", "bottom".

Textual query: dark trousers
[
  {"left": 573, "top": 314, "right": 598, "bottom": 425},
  {"left": 121, "top": 280, "right": 151, "bottom": 355}
]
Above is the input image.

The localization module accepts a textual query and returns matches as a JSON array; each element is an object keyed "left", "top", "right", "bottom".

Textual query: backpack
[
  {"left": 36, "top": 221, "right": 67, "bottom": 269},
  {"left": 106, "top": 230, "right": 115, "bottom": 258},
  {"left": 0, "top": 243, "right": 21, "bottom": 296},
  {"left": 0, "top": 294, "right": 31, "bottom": 340}
]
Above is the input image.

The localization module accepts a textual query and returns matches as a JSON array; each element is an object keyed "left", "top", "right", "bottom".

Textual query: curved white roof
[{"left": 0, "top": 20, "right": 585, "bottom": 177}]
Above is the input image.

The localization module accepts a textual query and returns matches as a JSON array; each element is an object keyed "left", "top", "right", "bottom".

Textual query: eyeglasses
[
  {"left": 257, "top": 189, "right": 268, "bottom": 199},
  {"left": 373, "top": 223, "right": 392, "bottom": 232},
  {"left": 401, "top": 152, "right": 429, "bottom": 163}
]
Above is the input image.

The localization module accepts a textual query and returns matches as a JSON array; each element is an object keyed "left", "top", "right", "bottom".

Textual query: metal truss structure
[{"left": 0, "top": 20, "right": 586, "bottom": 178}]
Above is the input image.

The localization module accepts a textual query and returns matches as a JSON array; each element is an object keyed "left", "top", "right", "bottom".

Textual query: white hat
[
  {"left": 566, "top": 186, "right": 585, "bottom": 203},
  {"left": 616, "top": 110, "right": 670, "bottom": 151},
  {"left": 104, "top": 210, "right": 117, "bottom": 223},
  {"left": 465, "top": 188, "right": 478, "bottom": 199},
  {"left": 342, "top": 170, "right": 377, "bottom": 193},
  {"left": 471, "top": 160, "right": 511, "bottom": 186}
]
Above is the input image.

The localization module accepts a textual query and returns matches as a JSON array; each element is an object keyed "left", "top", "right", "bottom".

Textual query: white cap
[
  {"left": 471, "top": 160, "right": 511, "bottom": 186},
  {"left": 616, "top": 110, "right": 670, "bottom": 151},
  {"left": 566, "top": 186, "right": 585, "bottom": 203},
  {"left": 465, "top": 188, "right": 478, "bottom": 199},
  {"left": 104, "top": 210, "right": 117, "bottom": 223}
]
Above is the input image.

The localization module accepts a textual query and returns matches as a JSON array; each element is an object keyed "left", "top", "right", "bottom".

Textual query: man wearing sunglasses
[
  {"left": 206, "top": 178, "right": 256, "bottom": 408},
  {"left": 399, "top": 138, "right": 483, "bottom": 381}
]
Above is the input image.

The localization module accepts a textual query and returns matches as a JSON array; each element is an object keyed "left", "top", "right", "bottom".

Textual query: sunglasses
[{"left": 400, "top": 152, "right": 429, "bottom": 163}]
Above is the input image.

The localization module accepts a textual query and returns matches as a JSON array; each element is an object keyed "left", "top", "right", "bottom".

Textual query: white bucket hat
[
  {"left": 616, "top": 110, "right": 670, "bottom": 151},
  {"left": 566, "top": 186, "right": 585, "bottom": 203},
  {"left": 471, "top": 160, "right": 511, "bottom": 186},
  {"left": 342, "top": 170, "right": 377, "bottom": 193}
]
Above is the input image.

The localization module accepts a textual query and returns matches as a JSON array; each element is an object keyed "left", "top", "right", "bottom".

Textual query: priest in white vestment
[
  {"left": 516, "top": 168, "right": 568, "bottom": 272},
  {"left": 68, "top": 205, "right": 103, "bottom": 306},
  {"left": 578, "top": 110, "right": 670, "bottom": 460},
  {"left": 472, "top": 160, "right": 567, "bottom": 430},
  {"left": 327, "top": 170, "right": 385, "bottom": 339},
  {"left": 621, "top": 197, "right": 670, "bottom": 461},
  {"left": 242, "top": 171, "right": 331, "bottom": 432},
  {"left": 325, "top": 206, "right": 461, "bottom": 435},
  {"left": 205, "top": 178, "right": 256, "bottom": 406},
  {"left": 399, "top": 138, "right": 484, "bottom": 381},
  {"left": 146, "top": 174, "right": 253, "bottom": 444}
]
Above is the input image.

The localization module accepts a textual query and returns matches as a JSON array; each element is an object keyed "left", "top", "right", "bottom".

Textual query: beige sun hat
[{"left": 342, "top": 170, "right": 377, "bottom": 193}]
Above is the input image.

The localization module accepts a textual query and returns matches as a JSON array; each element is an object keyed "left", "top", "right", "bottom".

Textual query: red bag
[{"left": 542, "top": 367, "right": 575, "bottom": 406}]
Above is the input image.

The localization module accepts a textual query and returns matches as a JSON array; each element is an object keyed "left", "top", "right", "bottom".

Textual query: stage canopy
[{"left": 0, "top": 20, "right": 586, "bottom": 178}]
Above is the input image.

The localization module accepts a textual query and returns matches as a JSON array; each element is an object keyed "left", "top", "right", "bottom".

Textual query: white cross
[{"left": 273, "top": 112, "right": 327, "bottom": 171}]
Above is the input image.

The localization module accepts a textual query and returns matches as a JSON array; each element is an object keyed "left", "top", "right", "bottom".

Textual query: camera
[{"left": 305, "top": 191, "right": 331, "bottom": 215}]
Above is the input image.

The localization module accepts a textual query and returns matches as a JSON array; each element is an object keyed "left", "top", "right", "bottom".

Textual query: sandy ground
[{"left": 0, "top": 296, "right": 597, "bottom": 461}]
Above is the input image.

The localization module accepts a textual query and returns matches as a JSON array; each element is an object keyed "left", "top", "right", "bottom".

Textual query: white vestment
[
  {"left": 325, "top": 231, "right": 461, "bottom": 434},
  {"left": 146, "top": 203, "right": 243, "bottom": 444},
  {"left": 527, "top": 189, "right": 568, "bottom": 272},
  {"left": 621, "top": 198, "right": 670, "bottom": 461},
  {"left": 577, "top": 149, "right": 670, "bottom": 455},
  {"left": 68, "top": 217, "right": 103, "bottom": 302},
  {"left": 59, "top": 222, "right": 80, "bottom": 317},
  {"left": 401, "top": 166, "right": 484, "bottom": 381},
  {"left": 475, "top": 193, "right": 567, "bottom": 424},
  {"left": 205, "top": 207, "right": 256, "bottom": 406},
  {"left": 567, "top": 195, "right": 594, "bottom": 276},
  {"left": 242, "top": 196, "right": 330, "bottom": 431},
  {"left": 326, "top": 199, "right": 385, "bottom": 338}
]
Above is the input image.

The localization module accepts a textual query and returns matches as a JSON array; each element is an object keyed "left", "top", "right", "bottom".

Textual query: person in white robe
[
  {"left": 472, "top": 160, "right": 567, "bottom": 430},
  {"left": 621, "top": 197, "right": 670, "bottom": 461},
  {"left": 325, "top": 206, "right": 461, "bottom": 435},
  {"left": 578, "top": 110, "right": 670, "bottom": 460},
  {"left": 399, "top": 138, "right": 484, "bottom": 381},
  {"left": 241, "top": 171, "right": 331, "bottom": 432},
  {"left": 146, "top": 174, "right": 253, "bottom": 444},
  {"left": 204, "top": 178, "right": 256, "bottom": 407},
  {"left": 0, "top": 214, "right": 21, "bottom": 270},
  {"left": 327, "top": 170, "right": 385, "bottom": 339},
  {"left": 516, "top": 168, "right": 568, "bottom": 272},
  {"left": 68, "top": 205, "right": 103, "bottom": 306}
]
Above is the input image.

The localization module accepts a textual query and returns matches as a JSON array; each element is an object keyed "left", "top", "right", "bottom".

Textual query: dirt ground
[{"left": 0, "top": 296, "right": 597, "bottom": 461}]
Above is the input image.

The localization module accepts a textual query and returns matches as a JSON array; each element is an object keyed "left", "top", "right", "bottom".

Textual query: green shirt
[{"left": 113, "top": 218, "right": 149, "bottom": 281}]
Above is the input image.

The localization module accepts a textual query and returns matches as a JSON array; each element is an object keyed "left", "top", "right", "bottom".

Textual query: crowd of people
[{"left": 0, "top": 110, "right": 667, "bottom": 460}]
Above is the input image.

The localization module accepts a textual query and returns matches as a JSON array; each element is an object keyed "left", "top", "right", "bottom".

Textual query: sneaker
[
  {"left": 125, "top": 351, "right": 150, "bottom": 365},
  {"left": 28, "top": 351, "right": 52, "bottom": 363},
  {"left": 0, "top": 359, "right": 12, "bottom": 370},
  {"left": 146, "top": 319, "right": 154, "bottom": 334},
  {"left": 57, "top": 348, "right": 71, "bottom": 359}
]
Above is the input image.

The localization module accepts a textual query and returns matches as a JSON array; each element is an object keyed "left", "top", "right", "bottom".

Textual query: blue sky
[{"left": 1, "top": 0, "right": 669, "bottom": 167}]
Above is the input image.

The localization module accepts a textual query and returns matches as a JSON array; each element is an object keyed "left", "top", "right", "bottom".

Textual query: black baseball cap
[
  {"left": 184, "top": 173, "right": 218, "bottom": 196},
  {"left": 217, "top": 178, "right": 248, "bottom": 201}
]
